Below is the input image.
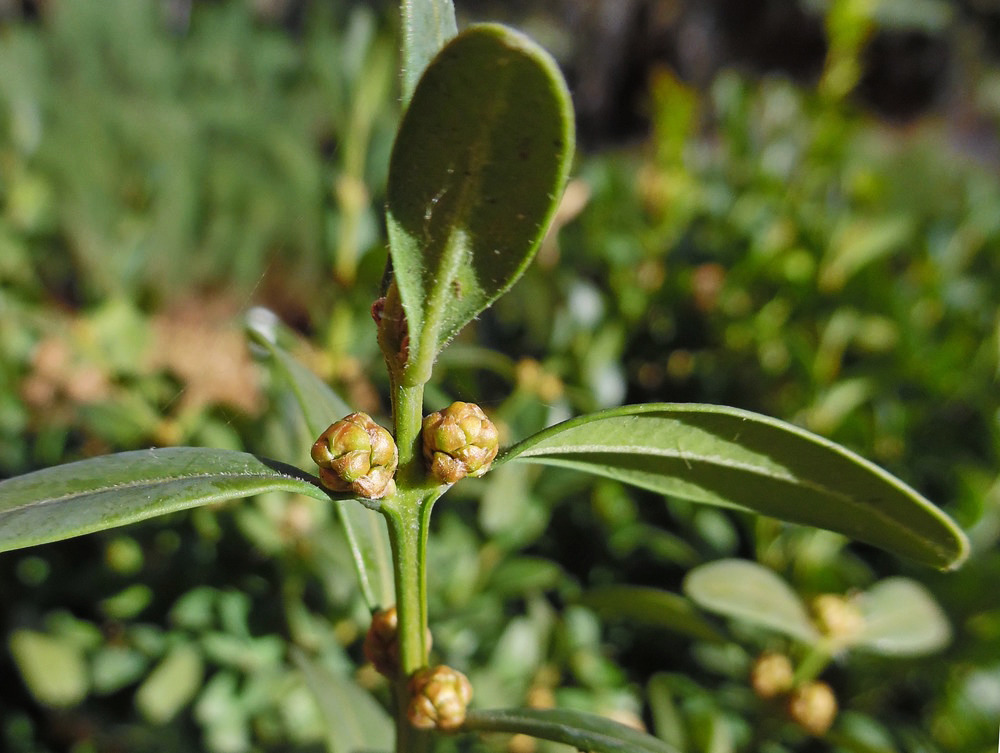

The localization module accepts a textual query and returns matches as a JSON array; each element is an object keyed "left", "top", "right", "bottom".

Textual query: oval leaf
[
  {"left": 463, "top": 708, "right": 680, "bottom": 753},
  {"left": 0, "top": 448, "right": 329, "bottom": 552},
  {"left": 247, "top": 315, "right": 395, "bottom": 610},
  {"left": 853, "top": 577, "right": 951, "bottom": 656},
  {"left": 500, "top": 403, "right": 968, "bottom": 570},
  {"left": 683, "top": 559, "right": 820, "bottom": 643},
  {"left": 579, "top": 585, "right": 726, "bottom": 643},
  {"left": 386, "top": 23, "right": 575, "bottom": 381}
]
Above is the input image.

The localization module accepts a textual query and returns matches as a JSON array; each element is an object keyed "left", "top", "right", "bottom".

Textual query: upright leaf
[
  {"left": 683, "top": 559, "right": 820, "bottom": 643},
  {"left": 463, "top": 708, "right": 681, "bottom": 753},
  {"left": 500, "top": 403, "right": 968, "bottom": 570},
  {"left": 0, "top": 448, "right": 329, "bottom": 552},
  {"left": 247, "top": 320, "right": 395, "bottom": 610},
  {"left": 386, "top": 24, "right": 575, "bottom": 383},
  {"left": 399, "top": 0, "right": 457, "bottom": 104}
]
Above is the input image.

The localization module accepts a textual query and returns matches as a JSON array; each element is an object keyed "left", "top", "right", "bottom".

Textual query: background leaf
[
  {"left": 683, "top": 559, "right": 819, "bottom": 643},
  {"left": 9, "top": 629, "right": 89, "bottom": 708},
  {"left": 386, "top": 23, "right": 575, "bottom": 381},
  {"left": 399, "top": 0, "right": 457, "bottom": 104},
  {"left": 579, "top": 585, "right": 726, "bottom": 643},
  {"left": 463, "top": 707, "right": 681, "bottom": 753},
  {"left": 247, "top": 317, "right": 395, "bottom": 610},
  {"left": 500, "top": 403, "right": 968, "bottom": 570},
  {"left": 852, "top": 577, "right": 952, "bottom": 655},
  {"left": 293, "top": 650, "right": 393, "bottom": 753},
  {"left": 0, "top": 448, "right": 328, "bottom": 552}
]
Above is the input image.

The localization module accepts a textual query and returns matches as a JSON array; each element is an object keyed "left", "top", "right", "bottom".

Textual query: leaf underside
[
  {"left": 0, "top": 448, "right": 328, "bottom": 553},
  {"left": 386, "top": 23, "right": 575, "bottom": 377},
  {"left": 500, "top": 403, "right": 968, "bottom": 570}
]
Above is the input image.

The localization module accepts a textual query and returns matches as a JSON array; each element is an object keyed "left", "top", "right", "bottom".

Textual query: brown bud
[
  {"left": 422, "top": 402, "right": 500, "bottom": 483},
  {"left": 407, "top": 665, "right": 473, "bottom": 732},
  {"left": 750, "top": 652, "right": 795, "bottom": 699},
  {"left": 311, "top": 413, "right": 397, "bottom": 499},
  {"left": 788, "top": 681, "right": 837, "bottom": 736},
  {"left": 362, "top": 607, "right": 433, "bottom": 679}
]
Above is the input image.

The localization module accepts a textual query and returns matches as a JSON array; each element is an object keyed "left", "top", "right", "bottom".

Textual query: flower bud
[
  {"left": 750, "top": 652, "right": 794, "bottom": 699},
  {"left": 788, "top": 681, "right": 837, "bottom": 736},
  {"left": 407, "top": 665, "right": 473, "bottom": 732},
  {"left": 362, "top": 606, "right": 433, "bottom": 679},
  {"left": 811, "top": 594, "right": 864, "bottom": 644},
  {"left": 311, "top": 413, "right": 397, "bottom": 499},
  {"left": 422, "top": 402, "right": 499, "bottom": 483}
]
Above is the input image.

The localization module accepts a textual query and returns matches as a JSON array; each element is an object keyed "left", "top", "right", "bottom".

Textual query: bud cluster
[
  {"left": 311, "top": 412, "right": 397, "bottom": 499},
  {"left": 362, "top": 606, "right": 433, "bottom": 679},
  {"left": 422, "top": 401, "right": 499, "bottom": 483},
  {"left": 750, "top": 653, "right": 837, "bottom": 736}
]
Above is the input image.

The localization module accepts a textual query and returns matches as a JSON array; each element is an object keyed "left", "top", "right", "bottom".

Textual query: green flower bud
[
  {"left": 311, "top": 413, "right": 397, "bottom": 499},
  {"left": 422, "top": 402, "right": 499, "bottom": 483},
  {"left": 407, "top": 665, "right": 473, "bottom": 732},
  {"left": 788, "top": 681, "right": 837, "bottom": 736},
  {"left": 750, "top": 652, "right": 794, "bottom": 699}
]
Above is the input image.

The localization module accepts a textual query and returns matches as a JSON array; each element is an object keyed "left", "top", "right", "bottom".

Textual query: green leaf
[
  {"left": 579, "top": 585, "right": 726, "bottom": 643},
  {"left": 247, "top": 318, "right": 395, "bottom": 610},
  {"left": 500, "top": 403, "right": 968, "bottom": 570},
  {"left": 463, "top": 708, "right": 681, "bottom": 753},
  {"left": 852, "top": 577, "right": 951, "bottom": 655},
  {"left": 0, "top": 448, "right": 328, "bottom": 552},
  {"left": 683, "top": 559, "right": 820, "bottom": 643},
  {"left": 386, "top": 24, "right": 575, "bottom": 383},
  {"left": 9, "top": 629, "right": 89, "bottom": 707},
  {"left": 399, "top": 0, "right": 457, "bottom": 104},
  {"left": 292, "top": 650, "right": 393, "bottom": 753},
  {"left": 135, "top": 644, "right": 204, "bottom": 724}
]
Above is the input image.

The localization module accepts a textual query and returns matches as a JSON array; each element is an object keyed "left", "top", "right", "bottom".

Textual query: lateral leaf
[
  {"left": 500, "top": 403, "right": 968, "bottom": 571},
  {"left": 463, "top": 708, "right": 681, "bottom": 753},
  {"left": 386, "top": 23, "right": 575, "bottom": 382},
  {"left": 0, "top": 448, "right": 329, "bottom": 552}
]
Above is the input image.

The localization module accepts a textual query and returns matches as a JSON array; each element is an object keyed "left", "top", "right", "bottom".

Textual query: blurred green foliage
[{"left": 1, "top": 1, "right": 998, "bottom": 752}]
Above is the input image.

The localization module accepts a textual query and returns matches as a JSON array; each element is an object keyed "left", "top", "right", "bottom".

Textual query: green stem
[{"left": 793, "top": 642, "right": 834, "bottom": 686}]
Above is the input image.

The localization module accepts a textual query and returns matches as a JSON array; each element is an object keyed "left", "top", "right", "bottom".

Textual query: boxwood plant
[{"left": 0, "top": 2, "right": 968, "bottom": 752}]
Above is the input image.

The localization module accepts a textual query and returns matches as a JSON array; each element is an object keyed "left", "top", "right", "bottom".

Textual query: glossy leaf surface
[
  {"left": 854, "top": 577, "right": 951, "bottom": 655},
  {"left": 463, "top": 708, "right": 680, "bottom": 753},
  {"left": 683, "top": 559, "right": 820, "bottom": 643},
  {"left": 247, "top": 319, "right": 395, "bottom": 609},
  {"left": 500, "top": 403, "right": 968, "bottom": 570},
  {"left": 399, "top": 0, "right": 456, "bottom": 103},
  {"left": 386, "top": 23, "right": 575, "bottom": 382},
  {"left": 579, "top": 585, "right": 726, "bottom": 643},
  {"left": 0, "top": 448, "right": 328, "bottom": 552}
]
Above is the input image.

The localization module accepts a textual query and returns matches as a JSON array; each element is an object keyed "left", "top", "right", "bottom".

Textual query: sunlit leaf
[
  {"left": 683, "top": 559, "right": 819, "bottom": 643},
  {"left": 0, "top": 448, "right": 328, "bottom": 552},
  {"left": 500, "top": 403, "right": 968, "bottom": 570},
  {"left": 135, "top": 644, "right": 204, "bottom": 724},
  {"left": 9, "top": 629, "right": 89, "bottom": 707},
  {"left": 399, "top": 0, "right": 457, "bottom": 103}
]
